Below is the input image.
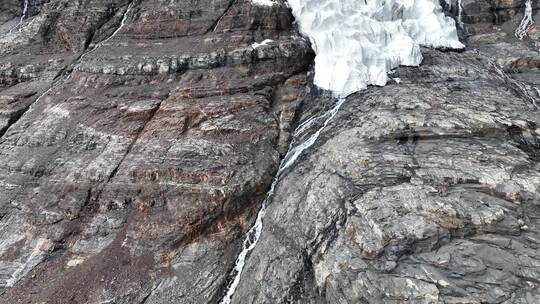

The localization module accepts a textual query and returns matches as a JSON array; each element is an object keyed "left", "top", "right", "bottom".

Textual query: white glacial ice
[{"left": 286, "top": 0, "right": 464, "bottom": 96}]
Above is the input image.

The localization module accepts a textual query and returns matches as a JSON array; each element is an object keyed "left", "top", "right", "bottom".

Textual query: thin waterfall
[
  {"left": 8, "top": 0, "right": 29, "bottom": 34},
  {"left": 457, "top": 0, "right": 463, "bottom": 28},
  {"left": 219, "top": 97, "right": 346, "bottom": 304},
  {"left": 219, "top": 0, "right": 465, "bottom": 302},
  {"left": 50, "top": 1, "right": 135, "bottom": 86},
  {"left": 73, "top": 0, "right": 137, "bottom": 72},
  {"left": 1, "top": 2, "right": 138, "bottom": 285},
  {"left": 20, "top": 0, "right": 29, "bottom": 24},
  {"left": 96, "top": 1, "right": 136, "bottom": 47},
  {"left": 515, "top": 0, "right": 534, "bottom": 39}
]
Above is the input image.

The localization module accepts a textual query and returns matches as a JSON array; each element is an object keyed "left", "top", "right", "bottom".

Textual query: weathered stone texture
[{"left": 0, "top": 0, "right": 539, "bottom": 303}]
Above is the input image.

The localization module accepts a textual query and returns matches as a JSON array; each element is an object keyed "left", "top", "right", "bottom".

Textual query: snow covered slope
[{"left": 283, "top": 0, "right": 464, "bottom": 96}]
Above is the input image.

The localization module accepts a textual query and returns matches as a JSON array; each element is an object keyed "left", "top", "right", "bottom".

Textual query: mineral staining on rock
[
  {"left": 286, "top": 0, "right": 464, "bottom": 96},
  {"left": 0, "top": 0, "right": 539, "bottom": 304},
  {"left": 0, "top": 0, "right": 313, "bottom": 302}
]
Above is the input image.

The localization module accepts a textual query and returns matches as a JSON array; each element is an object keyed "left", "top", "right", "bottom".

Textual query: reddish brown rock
[{"left": 0, "top": 0, "right": 312, "bottom": 302}]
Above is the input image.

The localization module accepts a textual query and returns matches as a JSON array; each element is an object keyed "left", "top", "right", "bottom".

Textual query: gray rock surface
[
  {"left": 233, "top": 48, "right": 540, "bottom": 303},
  {"left": 0, "top": 0, "right": 312, "bottom": 302},
  {"left": 0, "top": 0, "right": 539, "bottom": 303}
]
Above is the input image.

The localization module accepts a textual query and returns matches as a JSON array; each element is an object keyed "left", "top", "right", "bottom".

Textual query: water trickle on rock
[
  {"left": 20, "top": 0, "right": 29, "bottom": 23},
  {"left": 515, "top": 0, "right": 534, "bottom": 40},
  {"left": 10, "top": 1, "right": 137, "bottom": 123},
  {"left": 457, "top": 0, "right": 464, "bottom": 28},
  {"left": 219, "top": 97, "right": 346, "bottom": 304},
  {"left": 7, "top": 0, "right": 29, "bottom": 34},
  {"left": 76, "top": 0, "right": 136, "bottom": 65},
  {"left": 219, "top": 0, "right": 464, "bottom": 302}
]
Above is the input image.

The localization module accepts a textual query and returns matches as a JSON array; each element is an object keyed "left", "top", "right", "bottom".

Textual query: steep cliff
[{"left": 0, "top": 0, "right": 539, "bottom": 303}]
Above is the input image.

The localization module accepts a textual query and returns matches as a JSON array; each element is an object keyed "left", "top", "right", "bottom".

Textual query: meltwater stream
[
  {"left": 38, "top": 1, "right": 135, "bottom": 96},
  {"left": 8, "top": 0, "right": 29, "bottom": 34},
  {"left": 219, "top": 0, "right": 464, "bottom": 302},
  {"left": 219, "top": 97, "right": 346, "bottom": 304},
  {"left": 457, "top": 0, "right": 464, "bottom": 28},
  {"left": 516, "top": 0, "right": 534, "bottom": 39}
]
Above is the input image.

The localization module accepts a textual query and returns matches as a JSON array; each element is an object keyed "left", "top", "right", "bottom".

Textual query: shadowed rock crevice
[
  {"left": 206, "top": 0, "right": 238, "bottom": 33},
  {"left": 0, "top": 0, "right": 141, "bottom": 143}
]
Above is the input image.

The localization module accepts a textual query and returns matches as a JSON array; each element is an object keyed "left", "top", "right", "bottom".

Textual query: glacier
[{"left": 283, "top": 0, "right": 464, "bottom": 96}]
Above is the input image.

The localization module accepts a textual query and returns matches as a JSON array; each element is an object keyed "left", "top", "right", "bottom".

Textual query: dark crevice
[
  {"left": 284, "top": 252, "right": 323, "bottom": 303},
  {"left": 0, "top": 104, "right": 32, "bottom": 139},
  {"left": 206, "top": 0, "right": 238, "bottom": 33},
  {"left": 0, "top": 0, "right": 137, "bottom": 143},
  {"left": 507, "top": 124, "right": 540, "bottom": 161},
  {"left": 212, "top": 72, "right": 323, "bottom": 303},
  {"left": 138, "top": 285, "right": 159, "bottom": 304},
  {"left": 80, "top": 98, "right": 164, "bottom": 220},
  {"left": 105, "top": 100, "right": 163, "bottom": 188}
]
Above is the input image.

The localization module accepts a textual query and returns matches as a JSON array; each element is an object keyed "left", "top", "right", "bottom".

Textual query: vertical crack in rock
[
  {"left": 206, "top": 0, "right": 238, "bottom": 33},
  {"left": 138, "top": 284, "right": 160, "bottom": 304},
  {"left": 103, "top": 99, "right": 164, "bottom": 189},
  {"left": 0, "top": 0, "right": 138, "bottom": 141}
]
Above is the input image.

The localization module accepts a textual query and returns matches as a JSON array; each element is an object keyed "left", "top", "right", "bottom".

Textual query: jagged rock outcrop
[
  {"left": 230, "top": 2, "right": 540, "bottom": 303},
  {"left": 0, "top": 0, "right": 539, "bottom": 304},
  {"left": 233, "top": 48, "right": 540, "bottom": 303}
]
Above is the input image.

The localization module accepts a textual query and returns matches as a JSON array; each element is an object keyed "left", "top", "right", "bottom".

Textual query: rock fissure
[{"left": 0, "top": 0, "right": 139, "bottom": 143}]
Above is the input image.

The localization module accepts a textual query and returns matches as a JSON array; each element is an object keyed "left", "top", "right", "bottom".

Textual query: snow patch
[
  {"left": 287, "top": 0, "right": 464, "bottom": 96},
  {"left": 251, "top": 0, "right": 276, "bottom": 6},
  {"left": 251, "top": 39, "right": 274, "bottom": 48},
  {"left": 66, "top": 257, "right": 85, "bottom": 268}
]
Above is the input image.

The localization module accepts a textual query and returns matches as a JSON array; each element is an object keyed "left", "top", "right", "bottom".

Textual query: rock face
[
  {"left": 0, "top": 0, "right": 539, "bottom": 304},
  {"left": 232, "top": 49, "right": 540, "bottom": 303},
  {"left": 0, "top": 0, "right": 312, "bottom": 302}
]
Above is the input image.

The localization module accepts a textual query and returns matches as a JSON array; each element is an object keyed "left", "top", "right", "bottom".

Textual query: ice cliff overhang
[{"left": 279, "top": 0, "right": 465, "bottom": 97}]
